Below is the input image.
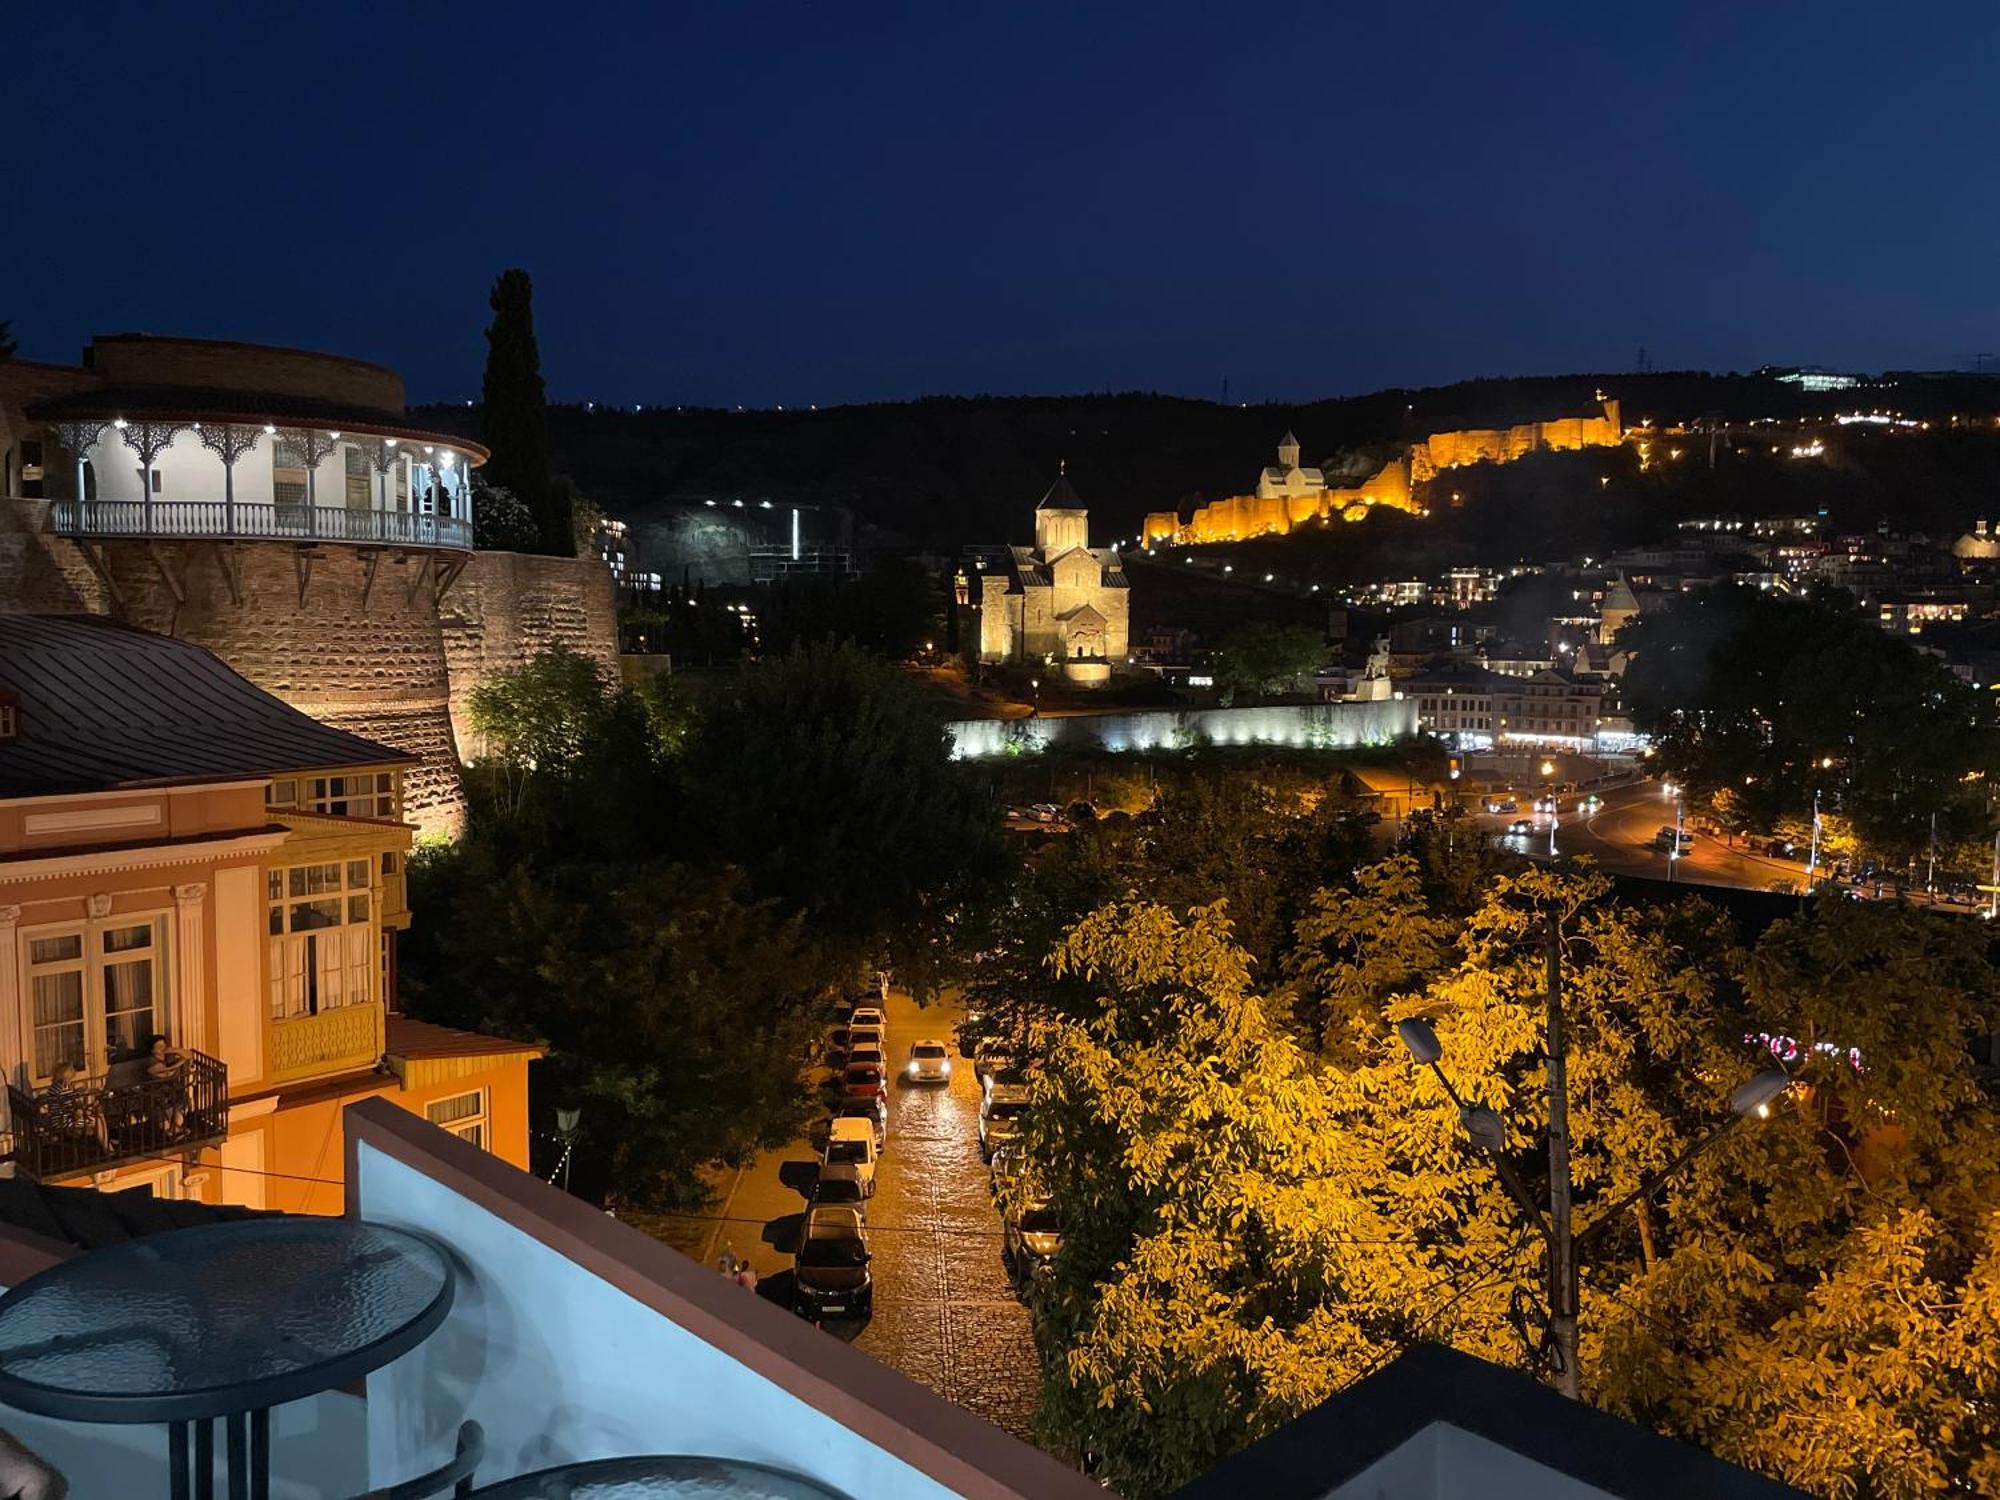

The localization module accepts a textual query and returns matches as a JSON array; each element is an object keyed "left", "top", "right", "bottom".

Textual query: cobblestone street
[{"left": 673, "top": 989, "right": 1042, "bottom": 1443}]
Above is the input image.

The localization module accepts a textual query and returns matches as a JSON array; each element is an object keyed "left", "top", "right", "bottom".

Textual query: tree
[
  {"left": 0, "top": 321, "right": 15, "bottom": 359},
  {"left": 480, "top": 268, "right": 570, "bottom": 555},
  {"left": 1622, "top": 588, "right": 1996, "bottom": 866},
  {"left": 470, "top": 473, "right": 541, "bottom": 552},
  {"left": 1016, "top": 857, "right": 2000, "bottom": 1498},
  {"left": 1209, "top": 622, "right": 1326, "bottom": 705},
  {"left": 403, "top": 850, "right": 823, "bottom": 1209},
  {"left": 682, "top": 642, "right": 1007, "bottom": 993}
]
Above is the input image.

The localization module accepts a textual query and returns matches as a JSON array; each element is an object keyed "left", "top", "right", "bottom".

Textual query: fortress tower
[{"left": 0, "top": 335, "right": 493, "bottom": 836}]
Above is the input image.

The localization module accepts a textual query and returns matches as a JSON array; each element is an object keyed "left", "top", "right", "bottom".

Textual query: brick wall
[
  {"left": 0, "top": 498, "right": 107, "bottom": 613},
  {"left": 439, "top": 550, "right": 620, "bottom": 761}
]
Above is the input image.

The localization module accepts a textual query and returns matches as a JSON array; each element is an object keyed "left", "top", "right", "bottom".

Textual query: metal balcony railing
[
  {"left": 50, "top": 498, "right": 473, "bottom": 551},
  {"left": 7, "top": 1049, "right": 229, "bottom": 1181}
]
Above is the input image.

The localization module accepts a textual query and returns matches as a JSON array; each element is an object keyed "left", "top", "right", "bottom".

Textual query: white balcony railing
[{"left": 50, "top": 498, "right": 474, "bottom": 551}]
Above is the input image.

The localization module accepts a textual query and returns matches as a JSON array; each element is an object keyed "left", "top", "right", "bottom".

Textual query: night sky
[{"left": 7, "top": 2, "right": 1994, "bottom": 407}]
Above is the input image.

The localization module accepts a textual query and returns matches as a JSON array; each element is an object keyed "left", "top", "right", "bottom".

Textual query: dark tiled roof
[
  {"left": 0, "top": 615, "right": 413, "bottom": 798},
  {"left": 27, "top": 384, "right": 486, "bottom": 460},
  {"left": 386, "top": 1015, "right": 545, "bottom": 1062},
  {"left": 1172, "top": 1343, "right": 1807, "bottom": 1500},
  {"left": 0, "top": 1176, "right": 282, "bottom": 1254},
  {"left": 1037, "top": 474, "right": 1085, "bottom": 510}
]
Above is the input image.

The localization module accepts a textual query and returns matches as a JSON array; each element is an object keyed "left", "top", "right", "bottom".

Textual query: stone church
[{"left": 975, "top": 474, "right": 1129, "bottom": 685}]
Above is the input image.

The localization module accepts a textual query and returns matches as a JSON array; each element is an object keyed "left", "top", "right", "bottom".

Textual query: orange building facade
[{"left": 0, "top": 616, "right": 538, "bottom": 1214}]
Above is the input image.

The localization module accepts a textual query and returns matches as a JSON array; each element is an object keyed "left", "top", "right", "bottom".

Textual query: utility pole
[
  {"left": 1543, "top": 911, "right": 1580, "bottom": 1398},
  {"left": 1806, "top": 789, "right": 1822, "bottom": 891}
]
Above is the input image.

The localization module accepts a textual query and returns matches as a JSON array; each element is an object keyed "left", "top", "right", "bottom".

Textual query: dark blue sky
[{"left": 7, "top": 1, "right": 1994, "bottom": 407}]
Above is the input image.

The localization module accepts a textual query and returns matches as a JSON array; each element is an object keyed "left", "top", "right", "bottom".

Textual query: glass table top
[
  {"left": 0, "top": 1218, "right": 452, "bottom": 1423},
  {"left": 470, "top": 1456, "right": 853, "bottom": 1500}
]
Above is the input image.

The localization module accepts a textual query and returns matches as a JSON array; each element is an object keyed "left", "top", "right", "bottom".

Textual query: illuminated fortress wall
[{"left": 1147, "top": 398, "right": 1621, "bottom": 545}]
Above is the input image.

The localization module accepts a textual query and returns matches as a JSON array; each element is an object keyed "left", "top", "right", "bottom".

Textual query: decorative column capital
[
  {"left": 365, "top": 438, "right": 402, "bottom": 475},
  {"left": 0, "top": 905, "right": 19, "bottom": 933},
  {"left": 113, "top": 419, "right": 188, "bottom": 465},
  {"left": 47, "top": 421, "right": 108, "bottom": 459},
  {"left": 86, "top": 893, "right": 113, "bottom": 919},
  {"left": 174, "top": 882, "right": 208, "bottom": 908},
  {"left": 281, "top": 428, "right": 342, "bottom": 467},
  {"left": 195, "top": 422, "right": 265, "bottom": 467}
]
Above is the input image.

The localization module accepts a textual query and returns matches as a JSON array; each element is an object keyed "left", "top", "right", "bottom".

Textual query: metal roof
[
  {"left": 27, "top": 384, "right": 488, "bottom": 462},
  {"left": 0, "top": 615, "right": 413, "bottom": 799}
]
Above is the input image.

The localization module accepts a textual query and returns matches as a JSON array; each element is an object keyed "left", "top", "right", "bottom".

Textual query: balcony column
[
  {"left": 113, "top": 419, "right": 186, "bottom": 530},
  {"left": 196, "top": 423, "right": 263, "bottom": 536},
  {"left": 368, "top": 438, "right": 401, "bottom": 515},
  {"left": 282, "top": 428, "right": 341, "bottom": 537},
  {"left": 173, "top": 883, "right": 210, "bottom": 1057},
  {"left": 47, "top": 421, "right": 106, "bottom": 509},
  {"left": 0, "top": 906, "right": 20, "bottom": 1135}
]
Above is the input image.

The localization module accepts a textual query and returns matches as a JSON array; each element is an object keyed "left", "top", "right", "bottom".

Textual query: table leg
[
  {"left": 169, "top": 1421, "right": 190, "bottom": 1500},
  {"left": 226, "top": 1412, "right": 247, "bottom": 1500},
  {"left": 196, "top": 1418, "right": 214, "bottom": 1500},
  {"left": 250, "top": 1408, "right": 270, "bottom": 1500}
]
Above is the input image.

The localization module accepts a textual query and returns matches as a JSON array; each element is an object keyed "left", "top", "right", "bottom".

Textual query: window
[
  {"left": 426, "top": 1090, "right": 487, "bottom": 1150},
  {"left": 268, "top": 771, "right": 397, "bottom": 820},
  {"left": 343, "top": 445, "right": 370, "bottom": 509},
  {"left": 23, "top": 918, "right": 171, "bottom": 1081},
  {"left": 268, "top": 861, "right": 374, "bottom": 1019},
  {"left": 272, "top": 436, "right": 307, "bottom": 510},
  {"left": 393, "top": 457, "right": 409, "bottom": 511},
  {"left": 19, "top": 438, "right": 43, "bottom": 499}
]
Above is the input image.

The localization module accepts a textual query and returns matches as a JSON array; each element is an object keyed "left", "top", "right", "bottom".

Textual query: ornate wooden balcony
[
  {"left": 50, "top": 498, "right": 473, "bottom": 551},
  {"left": 7, "top": 1049, "right": 229, "bottom": 1181}
]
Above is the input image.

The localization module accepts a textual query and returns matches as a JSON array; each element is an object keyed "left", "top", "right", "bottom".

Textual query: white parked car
[
  {"left": 905, "top": 1039, "right": 951, "bottom": 1084},
  {"left": 979, "top": 1086, "right": 1030, "bottom": 1161},
  {"left": 849, "top": 1006, "right": 886, "bottom": 1030},
  {"left": 822, "top": 1117, "right": 878, "bottom": 1198}
]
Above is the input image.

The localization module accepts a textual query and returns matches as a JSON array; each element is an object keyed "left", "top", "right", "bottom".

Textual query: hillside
[{"left": 413, "top": 369, "right": 2000, "bottom": 553}]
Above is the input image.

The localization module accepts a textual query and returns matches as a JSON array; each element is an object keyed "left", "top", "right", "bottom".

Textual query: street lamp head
[
  {"left": 1396, "top": 1017, "right": 1443, "bottom": 1066},
  {"left": 555, "top": 1106, "right": 582, "bottom": 1136},
  {"left": 1460, "top": 1104, "right": 1508, "bottom": 1153},
  {"left": 1730, "top": 1070, "right": 1791, "bottom": 1120}
]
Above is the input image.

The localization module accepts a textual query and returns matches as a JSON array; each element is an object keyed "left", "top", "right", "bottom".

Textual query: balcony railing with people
[
  {"left": 7, "top": 1048, "right": 228, "bottom": 1181},
  {"left": 49, "top": 498, "right": 473, "bottom": 551}
]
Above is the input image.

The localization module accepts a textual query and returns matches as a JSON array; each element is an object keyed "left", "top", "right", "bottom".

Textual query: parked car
[
  {"left": 822, "top": 1118, "right": 879, "bottom": 1197},
  {"left": 794, "top": 1206, "right": 872, "bottom": 1319},
  {"left": 979, "top": 1086, "right": 1031, "bottom": 1160},
  {"left": 983, "top": 1062, "right": 1029, "bottom": 1098},
  {"left": 972, "top": 1039, "right": 1017, "bottom": 1086},
  {"left": 809, "top": 1174, "right": 867, "bottom": 1215},
  {"left": 846, "top": 1022, "right": 884, "bottom": 1050},
  {"left": 847, "top": 1045, "right": 886, "bottom": 1072},
  {"left": 1653, "top": 826, "right": 1692, "bottom": 853},
  {"left": 834, "top": 1096, "right": 888, "bottom": 1149},
  {"left": 1002, "top": 1197, "right": 1063, "bottom": 1283},
  {"left": 842, "top": 1062, "right": 886, "bottom": 1100},
  {"left": 1507, "top": 819, "right": 1534, "bottom": 836},
  {"left": 848, "top": 1005, "right": 886, "bottom": 1031},
  {"left": 904, "top": 1039, "right": 951, "bottom": 1084},
  {"left": 989, "top": 1146, "right": 1025, "bottom": 1199},
  {"left": 1764, "top": 838, "right": 1799, "bottom": 859}
]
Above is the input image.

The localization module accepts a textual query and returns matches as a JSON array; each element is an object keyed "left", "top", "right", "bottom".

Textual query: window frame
[
  {"left": 425, "top": 1088, "right": 489, "bottom": 1151},
  {"left": 19, "top": 912, "right": 174, "bottom": 1085},
  {"left": 266, "top": 860, "right": 376, "bottom": 1021}
]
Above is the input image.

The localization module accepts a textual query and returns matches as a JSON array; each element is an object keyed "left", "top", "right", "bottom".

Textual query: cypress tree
[{"left": 479, "top": 270, "right": 570, "bottom": 554}]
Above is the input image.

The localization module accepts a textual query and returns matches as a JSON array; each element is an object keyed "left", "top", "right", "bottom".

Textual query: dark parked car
[{"left": 794, "top": 1207, "right": 872, "bottom": 1319}]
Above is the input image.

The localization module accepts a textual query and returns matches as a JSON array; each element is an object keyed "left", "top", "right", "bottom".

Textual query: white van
[{"left": 822, "top": 1117, "right": 879, "bottom": 1197}]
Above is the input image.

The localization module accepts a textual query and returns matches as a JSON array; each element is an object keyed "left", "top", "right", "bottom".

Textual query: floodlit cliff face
[{"left": 1148, "top": 398, "right": 1621, "bottom": 545}]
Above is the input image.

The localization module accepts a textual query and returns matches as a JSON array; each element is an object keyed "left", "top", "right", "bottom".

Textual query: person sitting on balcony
[
  {"left": 143, "top": 1034, "right": 190, "bottom": 1136},
  {"left": 41, "top": 1061, "right": 108, "bottom": 1157}
]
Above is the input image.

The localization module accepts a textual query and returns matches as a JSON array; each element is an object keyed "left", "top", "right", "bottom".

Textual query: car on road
[
  {"left": 1578, "top": 793, "right": 1602, "bottom": 813},
  {"left": 822, "top": 1118, "right": 879, "bottom": 1197},
  {"left": 1507, "top": 818, "right": 1534, "bottom": 836},
  {"left": 1002, "top": 1196, "right": 1064, "bottom": 1283},
  {"left": 834, "top": 1096, "right": 888, "bottom": 1149},
  {"left": 979, "top": 1086, "right": 1031, "bottom": 1160},
  {"left": 794, "top": 1206, "right": 872, "bottom": 1320},
  {"left": 848, "top": 1005, "right": 886, "bottom": 1031},
  {"left": 842, "top": 1062, "right": 886, "bottom": 1099},
  {"left": 1653, "top": 826, "right": 1693, "bottom": 853},
  {"left": 904, "top": 1039, "right": 951, "bottom": 1084},
  {"left": 1533, "top": 796, "right": 1560, "bottom": 815},
  {"left": 1484, "top": 797, "right": 1519, "bottom": 814}
]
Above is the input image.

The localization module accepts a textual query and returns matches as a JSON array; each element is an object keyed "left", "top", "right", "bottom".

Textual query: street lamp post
[{"left": 1394, "top": 913, "right": 1790, "bottom": 1400}]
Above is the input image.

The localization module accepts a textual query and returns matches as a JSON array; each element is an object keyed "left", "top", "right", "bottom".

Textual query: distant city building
[
  {"left": 1403, "top": 664, "right": 1603, "bottom": 750},
  {"left": 1597, "top": 575, "right": 1641, "bottom": 642},
  {"left": 1775, "top": 367, "right": 1863, "bottom": 392},
  {"left": 1257, "top": 431, "right": 1326, "bottom": 501},
  {"left": 1439, "top": 567, "right": 1500, "bottom": 609},
  {"left": 976, "top": 474, "right": 1130, "bottom": 685},
  {"left": 1951, "top": 518, "right": 2000, "bottom": 560}
]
